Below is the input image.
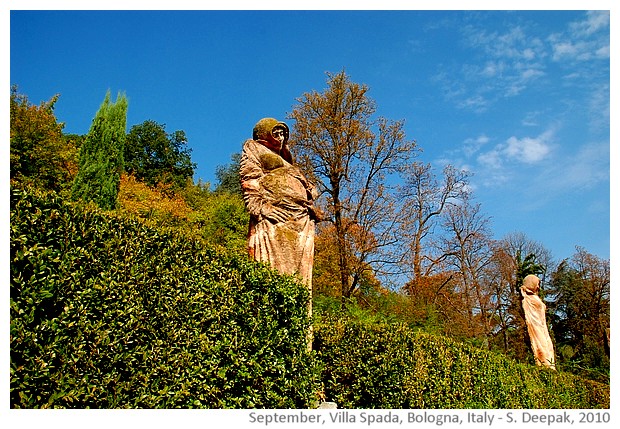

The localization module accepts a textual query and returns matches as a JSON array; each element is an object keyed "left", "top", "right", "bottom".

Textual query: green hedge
[
  {"left": 11, "top": 185, "right": 609, "bottom": 409},
  {"left": 10, "top": 185, "right": 319, "bottom": 408},
  {"left": 314, "top": 318, "right": 609, "bottom": 408}
]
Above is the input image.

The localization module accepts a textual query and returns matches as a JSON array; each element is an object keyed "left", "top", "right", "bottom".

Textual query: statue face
[{"left": 272, "top": 128, "right": 286, "bottom": 147}]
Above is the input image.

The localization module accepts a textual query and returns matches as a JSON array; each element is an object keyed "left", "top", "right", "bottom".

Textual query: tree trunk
[{"left": 331, "top": 181, "right": 350, "bottom": 300}]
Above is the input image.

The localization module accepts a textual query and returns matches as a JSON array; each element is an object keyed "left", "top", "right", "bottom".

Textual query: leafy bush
[
  {"left": 314, "top": 318, "right": 609, "bottom": 409},
  {"left": 189, "top": 191, "right": 249, "bottom": 255},
  {"left": 11, "top": 185, "right": 608, "bottom": 409},
  {"left": 117, "top": 173, "right": 193, "bottom": 225},
  {"left": 10, "top": 185, "right": 318, "bottom": 408},
  {"left": 10, "top": 86, "right": 77, "bottom": 193}
]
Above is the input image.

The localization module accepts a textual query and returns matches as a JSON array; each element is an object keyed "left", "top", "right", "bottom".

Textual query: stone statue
[
  {"left": 521, "top": 274, "right": 556, "bottom": 369},
  {"left": 239, "top": 118, "right": 319, "bottom": 326}
]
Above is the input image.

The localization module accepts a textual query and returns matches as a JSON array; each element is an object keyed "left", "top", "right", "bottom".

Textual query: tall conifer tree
[{"left": 71, "top": 90, "right": 128, "bottom": 210}]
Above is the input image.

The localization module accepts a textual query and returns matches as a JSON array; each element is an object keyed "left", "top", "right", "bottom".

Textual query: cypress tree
[{"left": 71, "top": 90, "right": 128, "bottom": 210}]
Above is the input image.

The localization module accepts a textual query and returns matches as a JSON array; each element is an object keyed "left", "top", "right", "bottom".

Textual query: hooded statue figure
[
  {"left": 239, "top": 117, "right": 319, "bottom": 297},
  {"left": 521, "top": 274, "right": 556, "bottom": 369}
]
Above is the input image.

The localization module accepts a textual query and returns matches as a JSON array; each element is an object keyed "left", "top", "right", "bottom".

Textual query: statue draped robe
[
  {"left": 239, "top": 138, "right": 316, "bottom": 288},
  {"left": 521, "top": 274, "right": 556, "bottom": 369}
]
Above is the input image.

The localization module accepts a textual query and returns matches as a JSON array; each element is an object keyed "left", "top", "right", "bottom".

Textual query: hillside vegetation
[
  {"left": 10, "top": 185, "right": 609, "bottom": 408},
  {"left": 10, "top": 185, "right": 317, "bottom": 408},
  {"left": 314, "top": 318, "right": 609, "bottom": 408}
]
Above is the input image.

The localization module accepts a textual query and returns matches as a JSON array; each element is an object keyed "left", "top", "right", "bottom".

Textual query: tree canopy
[
  {"left": 10, "top": 85, "right": 76, "bottom": 192},
  {"left": 549, "top": 247, "right": 610, "bottom": 380},
  {"left": 214, "top": 152, "right": 242, "bottom": 195},
  {"left": 289, "top": 70, "right": 417, "bottom": 298},
  {"left": 124, "top": 120, "right": 196, "bottom": 191}
]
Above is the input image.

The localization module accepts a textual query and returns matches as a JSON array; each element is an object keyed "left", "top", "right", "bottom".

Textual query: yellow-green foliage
[
  {"left": 10, "top": 86, "right": 77, "bottom": 192},
  {"left": 118, "top": 174, "right": 193, "bottom": 224},
  {"left": 117, "top": 175, "right": 249, "bottom": 254},
  {"left": 314, "top": 318, "right": 609, "bottom": 409}
]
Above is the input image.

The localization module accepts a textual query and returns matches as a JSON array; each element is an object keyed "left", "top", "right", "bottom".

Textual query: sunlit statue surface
[
  {"left": 521, "top": 274, "right": 556, "bottom": 369},
  {"left": 240, "top": 117, "right": 319, "bottom": 300}
]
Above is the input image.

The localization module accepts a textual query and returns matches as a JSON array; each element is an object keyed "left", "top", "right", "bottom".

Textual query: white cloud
[
  {"left": 477, "top": 147, "right": 504, "bottom": 170},
  {"left": 505, "top": 134, "right": 552, "bottom": 164},
  {"left": 551, "top": 40, "right": 605, "bottom": 61},
  {"left": 551, "top": 40, "right": 579, "bottom": 60},
  {"left": 473, "top": 132, "right": 608, "bottom": 203},
  {"left": 463, "top": 134, "right": 490, "bottom": 157},
  {"left": 521, "top": 111, "right": 542, "bottom": 127},
  {"left": 570, "top": 11, "right": 609, "bottom": 37},
  {"left": 444, "top": 20, "right": 549, "bottom": 110},
  {"left": 520, "top": 68, "right": 545, "bottom": 81},
  {"left": 522, "top": 48, "right": 536, "bottom": 61},
  {"left": 540, "top": 140, "right": 609, "bottom": 192},
  {"left": 477, "top": 128, "right": 554, "bottom": 168},
  {"left": 585, "top": 82, "right": 610, "bottom": 135},
  {"left": 481, "top": 60, "right": 504, "bottom": 78},
  {"left": 549, "top": 11, "right": 609, "bottom": 62},
  {"left": 595, "top": 45, "right": 610, "bottom": 59},
  {"left": 440, "top": 12, "right": 608, "bottom": 112},
  {"left": 457, "top": 95, "right": 488, "bottom": 112},
  {"left": 466, "top": 25, "right": 543, "bottom": 62}
]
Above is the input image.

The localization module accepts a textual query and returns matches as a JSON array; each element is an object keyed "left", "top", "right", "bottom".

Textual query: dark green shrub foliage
[
  {"left": 10, "top": 185, "right": 318, "bottom": 408},
  {"left": 314, "top": 319, "right": 609, "bottom": 409}
]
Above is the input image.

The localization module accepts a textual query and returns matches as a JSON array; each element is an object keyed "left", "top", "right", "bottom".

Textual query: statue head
[
  {"left": 521, "top": 274, "right": 540, "bottom": 295},
  {"left": 272, "top": 125, "right": 287, "bottom": 146},
  {"left": 253, "top": 118, "right": 289, "bottom": 146}
]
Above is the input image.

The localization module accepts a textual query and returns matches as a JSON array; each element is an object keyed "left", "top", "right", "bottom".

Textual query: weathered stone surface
[
  {"left": 240, "top": 119, "right": 317, "bottom": 289},
  {"left": 240, "top": 119, "right": 318, "bottom": 352},
  {"left": 521, "top": 274, "right": 556, "bottom": 369}
]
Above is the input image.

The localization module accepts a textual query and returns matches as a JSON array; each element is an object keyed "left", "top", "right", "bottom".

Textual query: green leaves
[
  {"left": 10, "top": 185, "right": 318, "bottom": 408},
  {"left": 71, "top": 90, "right": 128, "bottom": 210},
  {"left": 314, "top": 318, "right": 609, "bottom": 409},
  {"left": 12, "top": 184, "right": 606, "bottom": 410},
  {"left": 124, "top": 120, "right": 196, "bottom": 191}
]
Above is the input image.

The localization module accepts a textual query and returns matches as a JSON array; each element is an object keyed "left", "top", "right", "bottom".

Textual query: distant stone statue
[
  {"left": 521, "top": 274, "right": 556, "bottom": 369},
  {"left": 239, "top": 118, "right": 319, "bottom": 328}
]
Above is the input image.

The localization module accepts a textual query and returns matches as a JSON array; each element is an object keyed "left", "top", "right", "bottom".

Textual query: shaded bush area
[
  {"left": 314, "top": 318, "right": 609, "bottom": 409},
  {"left": 10, "top": 185, "right": 318, "bottom": 408}
]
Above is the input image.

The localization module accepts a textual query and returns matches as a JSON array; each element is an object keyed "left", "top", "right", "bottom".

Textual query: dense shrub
[
  {"left": 10, "top": 185, "right": 608, "bottom": 409},
  {"left": 117, "top": 173, "right": 193, "bottom": 225},
  {"left": 10, "top": 185, "right": 318, "bottom": 408},
  {"left": 314, "top": 318, "right": 609, "bottom": 408},
  {"left": 10, "top": 86, "right": 77, "bottom": 192}
]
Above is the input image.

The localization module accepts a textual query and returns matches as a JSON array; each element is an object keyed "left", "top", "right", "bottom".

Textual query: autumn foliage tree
[
  {"left": 289, "top": 70, "right": 417, "bottom": 299},
  {"left": 10, "top": 85, "right": 77, "bottom": 192},
  {"left": 440, "top": 196, "right": 496, "bottom": 341},
  {"left": 398, "top": 162, "right": 470, "bottom": 293}
]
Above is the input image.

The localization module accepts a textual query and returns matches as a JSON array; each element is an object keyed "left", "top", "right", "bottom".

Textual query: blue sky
[{"left": 7, "top": 5, "right": 612, "bottom": 263}]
